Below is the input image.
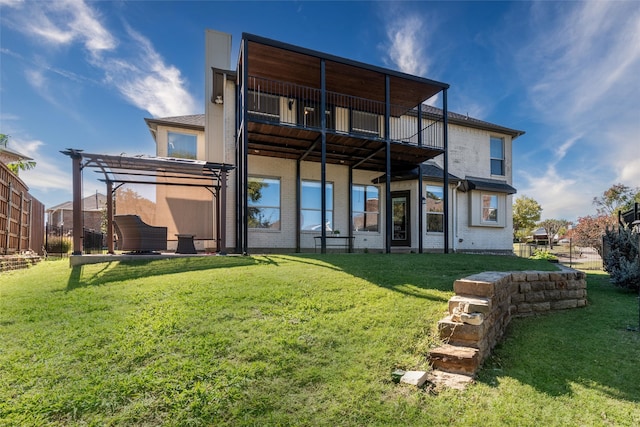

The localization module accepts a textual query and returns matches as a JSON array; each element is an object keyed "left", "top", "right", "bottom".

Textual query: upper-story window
[
  {"left": 352, "top": 184, "right": 379, "bottom": 232},
  {"left": 426, "top": 184, "right": 444, "bottom": 232},
  {"left": 248, "top": 176, "right": 281, "bottom": 230},
  {"left": 490, "top": 136, "right": 505, "bottom": 176},
  {"left": 168, "top": 132, "right": 197, "bottom": 159},
  {"left": 301, "top": 180, "right": 333, "bottom": 231}
]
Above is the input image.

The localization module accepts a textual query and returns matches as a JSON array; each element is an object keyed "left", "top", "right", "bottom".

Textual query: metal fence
[
  {"left": 45, "top": 224, "right": 107, "bottom": 257},
  {"left": 514, "top": 241, "right": 603, "bottom": 270}
]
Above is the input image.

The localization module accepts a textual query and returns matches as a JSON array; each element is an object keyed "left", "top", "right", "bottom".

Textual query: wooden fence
[{"left": 0, "top": 163, "right": 45, "bottom": 255}]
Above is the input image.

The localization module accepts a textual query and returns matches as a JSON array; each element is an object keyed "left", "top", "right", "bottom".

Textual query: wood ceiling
[{"left": 245, "top": 39, "right": 446, "bottom": 110}]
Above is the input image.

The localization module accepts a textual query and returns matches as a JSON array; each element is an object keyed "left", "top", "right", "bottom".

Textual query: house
[
  {"left": 0, "top": 135, "right": 33, "bottom": 166},
  {"left": 46, "top": 193, "right": 107, "bottom": 235},
  {"left": 141, "top": 30, "right": 522, "bottom": 255},
  {"left": 64, "top": 30, "right": 522, "bottom": 256}
]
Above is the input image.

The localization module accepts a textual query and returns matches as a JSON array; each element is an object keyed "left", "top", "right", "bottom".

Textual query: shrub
[
  {"left": 603, "top": 226, "right": 640, "bottom": 291},
  {"left": 529, "top": 249, "right": 557, "bottom": 261},
  {"left": 46, "top": 236, "right": 72, "bottom": 254}
]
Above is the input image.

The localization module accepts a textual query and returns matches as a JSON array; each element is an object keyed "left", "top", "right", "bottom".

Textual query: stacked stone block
[
  {"left": 429, "top": 267, "right": 587, "bottom": 377},
  {"left": 0, "top": 255, "right": 42, "bottom": 272}
]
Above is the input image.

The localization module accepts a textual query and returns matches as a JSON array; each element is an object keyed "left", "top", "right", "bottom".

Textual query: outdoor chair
[{"left": 113, "top": 215, "right": 167, "bottom": 253}]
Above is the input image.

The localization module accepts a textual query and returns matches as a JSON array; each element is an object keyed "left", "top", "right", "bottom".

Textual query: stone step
[
  {"left": 449, "top": 295, "right": 492, "bottom": 314},
  {"left": 438, "top": 315, "right": 487, "bottom": 343},
  {"left": 426, "top": 369, "right": 475, "bottom": 391},
  {"left": 429, "top": 344, "right": 480, "bottom": 375}
]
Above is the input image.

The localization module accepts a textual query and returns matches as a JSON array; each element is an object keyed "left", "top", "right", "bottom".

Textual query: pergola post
[
  {"left": 70, "top": 150, "right": 83, "bottom": 255},
  {"left": 106, "top": 180, "right": 114, "bottom": 254}
]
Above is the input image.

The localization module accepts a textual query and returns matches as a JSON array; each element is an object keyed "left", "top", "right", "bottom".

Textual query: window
[
  {"left": 426, "top": 185, "right": 444, "bottom": 232},
  {"left": 247, "top": 90, "right": 280, "bottom": 120},
  {"left": 352, "top": 185, "right": 379, "bottom": 232},
  {"left": 301, "top": 180, "right": 333, "bottom": 231},
  {"left": 248, "top": 177, "right": 280, "bottom": 230},
  {"left": 482, "top": 194, "right": 498, "bottom": 223},
  {"left": 490, "top": 136, "right": 504, "bottom": 175},
  {"left": 351, "top": 110, "right": 379, "bottom": 136},
  {"left": 168, "top": 132, "right": 197, "bottom": 159}
]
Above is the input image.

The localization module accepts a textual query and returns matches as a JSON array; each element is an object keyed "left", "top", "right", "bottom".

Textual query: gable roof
[
  {"left": 47, "top": 193, "right": 108, "bottom": 212},
  {"left": 0, "top": 144, "right": 33, "bottom": 164},
  {"left": 144, "top": 115, "right": 205, "bottom": 137},
  {"left": 419, "top": 105, "right": 524, "bottom": 139},
  {"left": 372, "top": 162, "right": 462, "bottom": 184}
]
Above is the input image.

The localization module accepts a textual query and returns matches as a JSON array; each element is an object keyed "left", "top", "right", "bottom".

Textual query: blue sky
[{"left": 1, "top": 0, "right": 639, "bottom": 222}]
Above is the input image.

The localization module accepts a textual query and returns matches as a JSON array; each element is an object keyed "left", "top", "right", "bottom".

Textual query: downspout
[
  {"left": 453, "top": 181, "right": 462, "bottom": 252},
  {"left": 417, "top": 103, "right": 424, "bottom": 254}
]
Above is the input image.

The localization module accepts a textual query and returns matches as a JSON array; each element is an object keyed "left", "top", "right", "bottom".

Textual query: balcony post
[
  {"left": 240, "top": 39, "right": 249, "bottom": 254},
  {"left": 443, "top": 88, "right": 450, "bottom": 253},
  {"left": 320, "top": 59, "right": 327, "bottom": 253},
  {"left": 385, "top": 74, "right": 392, "bottom": 254}
]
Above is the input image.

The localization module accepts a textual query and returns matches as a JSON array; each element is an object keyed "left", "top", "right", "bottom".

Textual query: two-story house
[
  {"left": 142, "top": 30, "right": 522, "bottom": 255},
  {"left": 66, "top": 30, "right": 521, "bottom": 256}
]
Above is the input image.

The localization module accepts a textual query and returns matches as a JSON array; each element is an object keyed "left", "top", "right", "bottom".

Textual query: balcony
[{"left": 239, "top": 34, "right": 449, "bottom": 172}]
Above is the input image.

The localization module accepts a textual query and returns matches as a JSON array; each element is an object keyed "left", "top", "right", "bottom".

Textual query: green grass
[{"left": 1, "top": 254, "right": 638, "bottom": 426}]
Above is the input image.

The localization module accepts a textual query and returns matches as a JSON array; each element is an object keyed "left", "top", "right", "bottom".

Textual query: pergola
[{"left": 61, "top": 149, "right": 234, "bottom": 255}]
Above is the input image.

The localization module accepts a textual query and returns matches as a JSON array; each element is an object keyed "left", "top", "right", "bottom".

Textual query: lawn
[{"left": 1, "top": 254, "right": 638, "bottom": 426}]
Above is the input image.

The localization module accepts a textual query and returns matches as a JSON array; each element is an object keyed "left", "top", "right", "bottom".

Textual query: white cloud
[
  {"left": 100, "top": 26, "right": 199, "bottom": 118},
  {"left": 4, "top": 0, "right": 198, "bottom": 118},
  {"left": 16, "top": 0, "right": 116, "bottom": 56},
  {"left": 6, "top": 136, "right": 70, "bottom": 194},
  {"left": 511, "top": 1, "right": 640, "bottom": 220},
  {"left": 384, "top": 15, "right": 429, "bottom": 77}
]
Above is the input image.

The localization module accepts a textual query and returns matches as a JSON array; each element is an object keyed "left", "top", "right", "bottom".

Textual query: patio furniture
[
  {"left": 175, "top": 234, "right": 197, "bottom": 254},
  {"left": 114, "top": 215, "right": 167, "bottom": 253},
  {"left": 314, "top": 235, "right": 354, "bottom": 253}
]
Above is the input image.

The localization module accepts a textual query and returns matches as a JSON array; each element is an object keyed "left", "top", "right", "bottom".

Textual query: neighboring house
[
  {"left": 0, "top": 138, "right": 33, "bottom": 166},
  {"left": 47, "top": 193, "right": 107, "bottom": 235},
  {"left": 142, "top": 30, "right": 523, "bottom": 254}
]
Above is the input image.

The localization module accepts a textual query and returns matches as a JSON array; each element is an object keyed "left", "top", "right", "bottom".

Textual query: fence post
[{"left": 5, "top": 181, "right": 12, "bottom": 252}]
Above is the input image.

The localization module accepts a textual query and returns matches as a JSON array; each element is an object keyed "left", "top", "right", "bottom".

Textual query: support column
[
  {"left": 70, "top": 151, "right": 83, "bottom": 255},
  {"left": 320, "top": 59, "right": 327, "bottom": 253},
  {"left": 107, "top": 180, "right": 114, "bottom": 254},
  {"left": 220, "top": 170, "right": 227, "bottom": 254},
  {"left": 385, "top": 75, "right": 392, "bottom": 254},
  {"left": 443, "top": 88, "right": 450, "bottom": 254},
  {"left": 296, "top": 160, "right": 301, "bottom": 253}
]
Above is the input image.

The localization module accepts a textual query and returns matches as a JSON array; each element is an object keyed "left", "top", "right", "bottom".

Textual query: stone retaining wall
[
  {"left": 429, "top": 266, "right": 587, "bottom": 377},
  {"left": 0, "top": 254, "right": 42, "bottom": 273}
]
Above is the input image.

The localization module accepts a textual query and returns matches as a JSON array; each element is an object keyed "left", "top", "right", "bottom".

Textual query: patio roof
[
  {"left": 61, "top": 149, "right": 234, "bottom": 255},
  {"left": 61, "top": 150, "right": 234, "bottom": 188}
]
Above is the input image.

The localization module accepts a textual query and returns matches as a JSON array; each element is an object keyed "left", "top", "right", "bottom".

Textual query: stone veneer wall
[{"left": 429, "top": 266, "right": 587, "bottom": 377}]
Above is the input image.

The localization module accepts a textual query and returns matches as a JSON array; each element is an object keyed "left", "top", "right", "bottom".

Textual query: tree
[
  {"left": 572, "top": 214, "right": 616, "bottom": 256},
  {"left": 513, "top": 196, "right": 542, "bottom": 242},
  {"left": 1, "top": 134, "right": 36, "bottom": 175},
  {"left": 593, "top": 183, "right": 639, "bottom": 217},
  {"left": 537, "top": 218, "right": 570, "bottom": 249}
]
